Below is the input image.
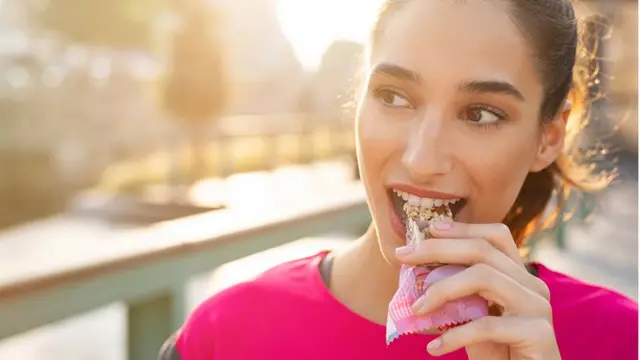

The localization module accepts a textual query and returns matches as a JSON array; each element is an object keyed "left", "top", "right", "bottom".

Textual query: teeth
[
  {"left": 394, "top": 190, "right": 461, "bottom": 210},
  {"left": 407, "top": 194, "right": 420, "bottom": 206},
  {"left": 419, "top": 198, "right": 434, "bottom": 208}
]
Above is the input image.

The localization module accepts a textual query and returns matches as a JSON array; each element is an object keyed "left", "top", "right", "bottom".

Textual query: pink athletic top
[{"left": 159, "top": 251, "right": 638, "bottom": 359}]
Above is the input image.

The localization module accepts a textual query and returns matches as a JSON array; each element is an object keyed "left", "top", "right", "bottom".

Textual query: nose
[{"left": 402, "top": 111, "right": 453, "bottom": 181}]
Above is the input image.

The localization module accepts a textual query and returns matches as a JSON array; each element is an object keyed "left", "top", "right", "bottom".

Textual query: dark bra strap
[
  {"left": 319, "top": 252, "right": 539, "bottom": 288},
  {"left": 319, "top": 252, "right": 335, "bottom": 288}
]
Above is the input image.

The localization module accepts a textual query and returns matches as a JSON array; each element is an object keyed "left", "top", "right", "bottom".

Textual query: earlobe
[{"left": 530, "top": 144, "right": 556, "bottom": 173}]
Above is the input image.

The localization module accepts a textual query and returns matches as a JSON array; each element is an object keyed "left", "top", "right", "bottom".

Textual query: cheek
[
  {"left": 462, "top": 132, "right": 539, "bottom": 222},
  {"left": 355, "top": 102, "right": 405, "bottom": 180}
]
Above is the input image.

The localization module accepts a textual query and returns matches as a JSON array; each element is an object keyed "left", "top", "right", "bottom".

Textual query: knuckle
[
  {"left": 495, "top": 223, "right": 512, "bottom": 238},
  {"left": 471, "top": 262, "right": 493, "bottom": 277},
  {"left": 475, "top": 316, "right": 498, "bottom": 335},
  {"left": 473, "top": 240, "right": 494, "bottom": 263},
  {"left": 531, "top": 317, "right": 554, "bottom": 338},
  {"left": 534, "top": 277, "right": 551, "bottom": 300},
  {"left": 525, "top": 294, "right": 553, "bottom": 319},
  {"left": 538, "top": 299, "right": 553, "bottom": 319},
  {"left": 469, "top": 263, "right": 495, "bottom": 287}
]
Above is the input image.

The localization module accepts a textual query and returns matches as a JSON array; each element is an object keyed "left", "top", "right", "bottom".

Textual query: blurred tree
[
  {"left": 312, "top": 40, "right": 364, "bottom": 123},
  {"left": 162, "top": 2, "right": 226, "bottom": 184},
  {"left": 29, "top": 0, "right": 164, "bottom": 50},
  {"left": 0, "top": 151, "right": 71, "bottom": 229}
]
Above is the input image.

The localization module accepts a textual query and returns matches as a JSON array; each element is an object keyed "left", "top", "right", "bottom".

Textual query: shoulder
[
  {"left": 191, "top": 251, "right": 326, "bottom": 321},
  {"left": 159, "top": 252, "right": 328, "bottom": 360},
  {"left": 537, "top": 263, "right": 637, "bottom": 317},
  {"left": 536, "top": 263, "right": 638, "bottom": 358}
]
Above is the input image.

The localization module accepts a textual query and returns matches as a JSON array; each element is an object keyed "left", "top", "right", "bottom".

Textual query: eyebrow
[
  {"left": 459, "top": 80, "right": 525, "bottom": 101},
  {"left": 371, "top": 63, "right": 525, "bottom": 101},
  {"left": 371, "top": 63, "right": 422, "bottom": 83}
]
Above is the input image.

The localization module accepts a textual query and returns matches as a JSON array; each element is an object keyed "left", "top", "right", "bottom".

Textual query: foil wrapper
[{"left": 386, "top": 210, "right": 489, "bottom": 345}]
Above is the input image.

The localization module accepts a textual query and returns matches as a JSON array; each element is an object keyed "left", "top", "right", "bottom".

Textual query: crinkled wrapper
[{"left": 386, "top": 219, "right": 489, "bottom": 345}]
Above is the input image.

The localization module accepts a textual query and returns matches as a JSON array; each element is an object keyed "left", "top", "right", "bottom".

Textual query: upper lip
[{"left": 389, "top": 184, "right": 463, "bottom": 199}]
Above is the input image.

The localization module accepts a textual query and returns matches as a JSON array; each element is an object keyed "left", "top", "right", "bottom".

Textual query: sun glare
[{"left": 276, "top": 0, "right": 383, "bottom": 71}]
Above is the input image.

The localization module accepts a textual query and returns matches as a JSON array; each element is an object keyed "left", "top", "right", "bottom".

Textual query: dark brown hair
[{"left": 370, "top": 0, "right": 613, "bottom": 246}]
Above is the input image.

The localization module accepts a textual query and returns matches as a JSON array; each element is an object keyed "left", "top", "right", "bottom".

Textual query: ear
[{"left": 529, "top": 101, "right": 571, "bottom": 172}]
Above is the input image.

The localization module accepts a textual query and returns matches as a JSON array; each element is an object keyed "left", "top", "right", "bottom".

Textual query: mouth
[{"left": 389, "top": 188, "right": 467, "bottom": 227}]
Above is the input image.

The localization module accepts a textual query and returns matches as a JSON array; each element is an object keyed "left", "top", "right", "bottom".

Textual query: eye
[
  {"left": 372, "top": 87, "right": 413, "bottom": 109},
  {"left": 460, "top": 104, "right": 507, "bottom": 126}
]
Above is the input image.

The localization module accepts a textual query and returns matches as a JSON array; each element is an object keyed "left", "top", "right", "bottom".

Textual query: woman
[{"left": 160, "top": 0, "right": 638, "bottom": 359}]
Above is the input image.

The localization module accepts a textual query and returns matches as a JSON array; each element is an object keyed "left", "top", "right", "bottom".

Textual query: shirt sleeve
[
  {"left": 158, "top": 280, "right": 274, "bottom": 359},
  {"left": 157, "top": 298, "right": 218, "bottom": 360}
]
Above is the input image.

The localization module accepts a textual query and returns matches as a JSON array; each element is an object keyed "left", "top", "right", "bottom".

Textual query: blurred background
[{"left": 0, "top": 0, "right": 636, "bottom": 359}]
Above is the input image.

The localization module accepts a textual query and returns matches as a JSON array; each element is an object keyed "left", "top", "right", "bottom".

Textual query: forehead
[{"left": 371, "top": 0, "right": 542, "bottom": 99}]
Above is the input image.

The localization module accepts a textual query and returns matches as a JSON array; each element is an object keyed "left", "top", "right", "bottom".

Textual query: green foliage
[
  {"left": 162, "top": 8, "right": 226, "bottom": 122},
  {"left": 31, "top": 0, "right": 166, "bottom": 50},
  {"left": 0, "top": 150, "right": 70, "bottom": 229}
]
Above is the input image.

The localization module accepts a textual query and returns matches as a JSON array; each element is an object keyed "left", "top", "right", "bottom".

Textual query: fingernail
[
  {"left": 427, "top": 338, "right": 442, "bottom": 353},
  {"left": 395, "top": 245, "right": 414, "bottom": 256},
  {"left": 433, "top": 221, "right": 452, "bottom": 230}
]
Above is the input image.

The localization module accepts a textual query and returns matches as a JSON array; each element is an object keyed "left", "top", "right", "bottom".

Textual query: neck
[{"left": 330, "top": 224, "right": 400, "bottom": 325}]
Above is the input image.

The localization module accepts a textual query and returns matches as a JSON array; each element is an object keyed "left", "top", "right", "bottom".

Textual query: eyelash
[
  {"left": 462, "top": 104, "right": 508, "bottom": 130},
  {"left": 371, "top": 87, "right": 414, "bottom": 109},
  {"left": 371, "top": 86, "right": 508, "bottom": 128}
]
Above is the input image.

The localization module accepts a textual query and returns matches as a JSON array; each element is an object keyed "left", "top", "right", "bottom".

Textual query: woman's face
[{"left": 356, "top": 0, "right": 565, "bottom": 263}]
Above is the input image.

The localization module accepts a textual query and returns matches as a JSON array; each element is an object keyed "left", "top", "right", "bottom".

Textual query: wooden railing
[
  {"left": 98, "top": 113, "right": 356, "bottom": 194},
  {"left": 0, "top": 181, "right": 370, "bottom": 359},
  {"left": 0, "top": 154, "right": 593, "bottom": 360}
]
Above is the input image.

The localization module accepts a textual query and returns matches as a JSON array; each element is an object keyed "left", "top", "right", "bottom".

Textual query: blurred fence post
[
  {"left": 127, "top": 286, "right": 186, "bottom": 360},
  {"left": 298, "top": 113, "right": 313, "bottom": 163},
  {"left": 268, "top": 133, "right": 279, "bottom": 170},
  {"left": 215, "top": 124, "right": 233, "bottom": 177}
]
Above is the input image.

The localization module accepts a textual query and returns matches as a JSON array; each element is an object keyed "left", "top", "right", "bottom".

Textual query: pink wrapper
[{"left": 386, "top": 219, "right": 488, "bottom": 344}]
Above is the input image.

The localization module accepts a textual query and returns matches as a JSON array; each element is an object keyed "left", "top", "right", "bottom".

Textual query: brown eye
[
  {"left": 372, "top": 88, "right": 413, "bottom": 108},
  {"left": 464, "top": 108, "right": 483, "bottom": 123},
  {"left": 461, "top": 105, "right": 506, "bottom": 125}
]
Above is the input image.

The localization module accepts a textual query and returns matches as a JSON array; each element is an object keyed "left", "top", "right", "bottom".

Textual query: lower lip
[{"left": 388, "top": 200, "right": 407, "bottom": 240}]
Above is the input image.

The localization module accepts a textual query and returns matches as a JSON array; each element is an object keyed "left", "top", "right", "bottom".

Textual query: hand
[{"left": 395, "top": 221, "right": 561, "bottom": 360}]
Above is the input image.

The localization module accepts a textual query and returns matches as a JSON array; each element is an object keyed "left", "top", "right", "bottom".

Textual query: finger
[
  {"left": 397, "top": 238, "right": 549, "bottom": 300},
  {"left": 426, "top": 316, "right": 557, "bottom": 357},
  {"left": 430, "top": 222, "right": 522, "bottom": 266},
  {"left": 412, "top": 263, "right": 551, "bottom": 317}
]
